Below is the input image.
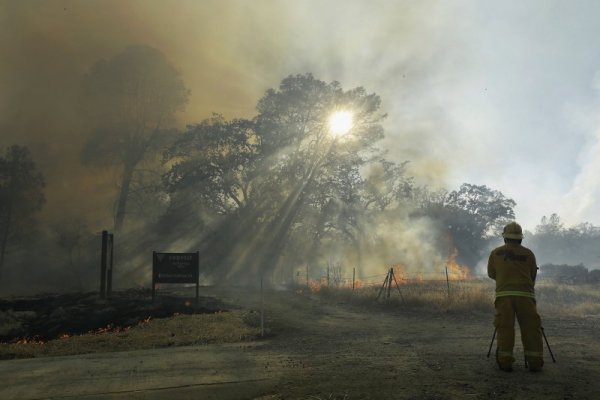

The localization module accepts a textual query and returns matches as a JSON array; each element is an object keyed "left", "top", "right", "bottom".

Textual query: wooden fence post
[
  {"left": 100, "top": 230, "right": 107, "bottom": 298},
  {"left": 260, "top": 275, "right": 265, "bottom": 337},
  {"left": 445, "top": 266, "right": 450, "bottom": 299},
  {"left": 152, "top": 251, "right": 156, "bottom": 303},
  {"left": 306, "top": 264, "right": 309, "bottom": 289},
  {"left": 106, "top": 233, "right": 114, "bottom": 298}
]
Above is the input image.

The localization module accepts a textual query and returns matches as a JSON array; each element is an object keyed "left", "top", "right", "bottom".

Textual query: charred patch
[{"left": 0, "top": 289, "right": 230, "bottom": 342}]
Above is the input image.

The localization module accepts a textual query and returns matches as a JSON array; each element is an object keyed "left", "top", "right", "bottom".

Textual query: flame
[
  {"left": 9, "top": 316, "right": 155, "bottom": 346},
  {"left": 308, "top": 279, "right": 327, "bottom": 293},
  {"left": 307, "top": 278, "right": 329, "bottom": 292},
  {"left": 15, "top": 337, "right": 46, "bottom": 345},
  {"left": 88, "top": 317, "right": 150, "bottom": 335},
  {"left": 306, "top": 275, "right": 362, "bottom": 292},
  {"left": 445, "top": 248, "right": 471, "bottom": 280},
  {"left": 392, "top": 263, "right": 408, "bottom": 285}
]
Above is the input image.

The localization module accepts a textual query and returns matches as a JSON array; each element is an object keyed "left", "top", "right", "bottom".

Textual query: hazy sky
[{"left": 1, "top": 0, "right": 600, "bottom": 231}]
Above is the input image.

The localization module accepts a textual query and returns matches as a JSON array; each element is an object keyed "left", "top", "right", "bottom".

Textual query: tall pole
[
  {"left": 100, "top": 230, "right": 107, "bottom": 298},
  {"left": 195, "top": 251, "right": 200, "bottom": 304},
  {"left": 260, "top": 275, "right": 265, "bottom": 337},
  {"left": 306, "top": 263, "right": 309, "bottom": 289},
  {"left": 152, "top": 251, "right": 156, "bottom": 303},
  {"left": 445, "top": 266, "right": 450, "bottom": 299},
  {"left": 352, "top": 267, "right": 356, "bottom": 291},
  {"left": 106, "top": 233, "right": 114, "bottom": 298}
]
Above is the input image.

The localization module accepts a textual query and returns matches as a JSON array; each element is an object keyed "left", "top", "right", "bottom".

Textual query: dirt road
[{"left": 1, "top": 287, "right": 599, "bottom": 399}]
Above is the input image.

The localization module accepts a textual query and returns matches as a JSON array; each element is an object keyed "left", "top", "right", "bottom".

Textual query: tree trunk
[{"left": 114, "top": 164, "right": 135, "bottom": 233}]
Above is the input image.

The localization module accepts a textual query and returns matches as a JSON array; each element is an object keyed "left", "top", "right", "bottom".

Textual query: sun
[{"left": 328, "top": 111, "right": 353, "bottom": 136}]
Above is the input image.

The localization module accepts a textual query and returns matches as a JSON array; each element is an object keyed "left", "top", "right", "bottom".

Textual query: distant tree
[
  {"left": 444, "top": 183, "right": 516, "bottom": 237},
  {"left": 416, "top": 183, "right": 516, "bottom": 267},
  {"left": 0, "top": 145, "right": 45, "bottom": 276},
  {"left": 528, "top": 216, "right": 600, "bottom": 268},
  {"left": 589, "top": 269, "right": 600, "bottom": 283},
  {"left": 539, "top": 263, "right": 589, "bottom": 284},
  {"left": 567, "top": 222, "right": 600, "bottom": 237},
  {"left": 82, "top": 45, "right": 188, "bottom": 232},
  {"left": 535, "top": 213, "right": 563, "bottom": 235}
]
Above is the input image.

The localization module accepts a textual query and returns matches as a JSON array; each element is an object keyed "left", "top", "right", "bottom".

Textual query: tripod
[
  {"left": 376, "top": 267, "right": 405, "bottom": 303},
  {"left": 486, "top": 327, "right": 557, "bottom": 363}
]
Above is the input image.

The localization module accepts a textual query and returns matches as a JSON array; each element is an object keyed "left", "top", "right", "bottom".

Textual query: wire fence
[{"left": 293, "top": 265, "right": 486, "bottom": 296}]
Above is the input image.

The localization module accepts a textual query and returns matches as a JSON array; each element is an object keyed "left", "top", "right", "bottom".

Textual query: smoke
[
  {"left": 561, "top": 132, "right": 600, "bottom": 224},
  {"left": 1, "top": 0, "right": 472, "bottom": 229},
  {"left": 12, "top": 1, "right": 591, "bottom": 290},
  {"left": 558, "top": 72, "right": 600, "bottom": 225},
  {"left": 359, "top": 214, "right": 448, "bottom": 278}
]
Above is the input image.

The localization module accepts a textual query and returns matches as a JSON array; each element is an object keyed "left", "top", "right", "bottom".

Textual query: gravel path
[{"left": 1, "top": 287, "right": 598, "bottom": 399}]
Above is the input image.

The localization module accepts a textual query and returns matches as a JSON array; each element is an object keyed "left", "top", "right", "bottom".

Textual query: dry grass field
[
  {"left": 1, "top": 280, "right": 599, "bottom": 399},
  {"left": 311, "top": 279, "right": 600, "bottom": 317}
]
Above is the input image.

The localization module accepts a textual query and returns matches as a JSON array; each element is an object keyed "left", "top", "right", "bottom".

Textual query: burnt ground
[
  {"left": 1, "top": 286, "right": 599, "bottom": 399},
  {"left": 0, "top": 288, "right": 229, "bottom": 342}
]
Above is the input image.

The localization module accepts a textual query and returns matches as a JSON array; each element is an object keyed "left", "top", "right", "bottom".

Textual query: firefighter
[{"left": 488, "top": 222, "right": 544, "bottom": 372}]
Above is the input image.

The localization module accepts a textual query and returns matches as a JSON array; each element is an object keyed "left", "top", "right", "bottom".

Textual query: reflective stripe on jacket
[{"left": 495, "top": 290, "right": 536, "bottom": 299}]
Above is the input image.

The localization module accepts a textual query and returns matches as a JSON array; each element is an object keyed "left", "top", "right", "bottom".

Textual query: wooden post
[
  {"left": 377, "top": 272, "right": 390, "bottom": 300},
  {"left": 195, "top": 251, "right": 200, "bottom": 303},
  {"left": 260, "top": 275, "right": 265, "bottom": 337},
  {"left": 306, "top": 263, "right": 309, "bottom": 289},
  {"left": 327, "top": 265, "right": 330, "bottom": 288},
  {"left": 445, "top": 266, "right": 450, "bottom": 299},
  {"left": 106, "top": 233, "right": 114, "bottom": 298},
  {"left": 386, "top": 268, "right": 392, "bottom": 298},
  {"left": 152, "top": 251, "right": 156, "bottom": 303},
  {"left": 352, "top": 267, "right": 356, "bottom": 291},
  {"left": 100, "top": 230, "right": 108, "bottom": 298}
]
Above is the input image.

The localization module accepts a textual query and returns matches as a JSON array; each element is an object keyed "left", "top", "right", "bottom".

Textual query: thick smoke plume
[
  {"left": 1, "top": 1, "right": 467, "bottom": 227},
  {"left": 4, "top": 1, "right": 599, "bottom": 293}
]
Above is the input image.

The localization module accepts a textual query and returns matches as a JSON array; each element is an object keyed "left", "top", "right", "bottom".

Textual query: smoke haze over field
[{"left": 2, "top": 0, "right": 600, "bottom": 232}]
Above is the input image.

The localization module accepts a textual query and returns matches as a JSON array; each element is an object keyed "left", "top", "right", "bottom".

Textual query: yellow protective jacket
[{"left": 488, "top": 243, "right": 538, "bottom": 299}]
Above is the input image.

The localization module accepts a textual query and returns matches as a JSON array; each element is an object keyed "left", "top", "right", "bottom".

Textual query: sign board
[{"left": 152, "top": 251, "right": 199, "bottom": 302}]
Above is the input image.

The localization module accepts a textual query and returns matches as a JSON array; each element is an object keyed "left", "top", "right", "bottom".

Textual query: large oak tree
[
  {"left": 0, "top": 145, "right": 45, "bottom": 276},
  {"left": 165, "top": 74, "right": 392, "bottom": 276},
  {"left": 82, "top": 45, "right": 188, "bottom": 232}
]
